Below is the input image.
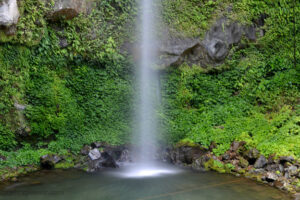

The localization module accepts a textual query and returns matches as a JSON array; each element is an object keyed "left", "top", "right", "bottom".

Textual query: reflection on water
[
  {"left": 0, "top": 165, "right": 291, "bottom": 200},
  {"left": 112, "top": 162, "right": 181, "bottom": 178}
]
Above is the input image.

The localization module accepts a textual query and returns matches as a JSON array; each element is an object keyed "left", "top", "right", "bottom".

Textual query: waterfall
[
  {"left": 123, "top": 0, "right": 178, "bottom": 178},
  {"left": 135, "top": 0, "right": 158, "bottom": 165}
]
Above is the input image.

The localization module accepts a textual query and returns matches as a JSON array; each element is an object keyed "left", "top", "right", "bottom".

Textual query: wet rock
[
  {"left": 202, "top": 17, "right": 256, "bottom": 63},
  {"left": 11, "top": 177, "right": 17, "bottom": 182},
  {"left": 267, "top": 154, "right": 276, "bottom": 164},
  {"left": 230, "top": 152, "right": 238, "bottom": 160},
  {"left": 254, "top": 155, "right": 267, "bottom": 169},
  {"left": 284, "top": 171, "right": 290, "bottom": 179},
  {"left": 284, "top": 161, "right": 293, "bottom": 168},
  {"left": 169, "top": 146, "right": 207, "bottom": 165},
  {"left": 274, "top": 180, "right": 284, "bottom": 189},
  {"left": 203, "top": 18, "right": 240, "bottom": 62},
  {"left": 238, "top": 156, "right": 249, "bottom": 168},
  {"left": 192, "top": 154, "right": 211, "bottom": 171},
  {"left": 157, "top": 31, "right": 200, "bottom": 68},
  {"left": 263, "top": 172, "right": 278, "bottom": 182},
  {"left": 87, "top": 151, "right": 118, "bottom": 171},
  {"left": 100, "top": 152, "right": 118, "bottom": 168},
  {"left": 40, "top": 154, "right": 62, "bottom": 169},
  {"left": 118, "top": 149, "right": 131, "bottom": 162},
  {"left": 46, "top": 0, "right": 92, "bottom": 21},
  {"left": 295, "top": 193, "right": 300, "bottom": 200},
  {"left": 85, "top": 145, "right": 133, "bottom": 171},
  {"left": 266, "top": 164, "right": 284, "bottom": 173},
  {"left": 254, "top": 14, "right": 268, "bottom": 36},
  {"left": 91, "top": 142, "right": 103, "bottom": 149},
  {"left": 230, "top": 141, "right": 246, "bottom": 152},
  {"left": 243, "top": 148, "right": 260, "bottom": 165},
  {"left": 222, "top": 152, "right": 230, "bottom": 161},
  {"left": 3, "top": 24, "right": 16, "bottom": 35},
  {"left": 279, "top": 156, "right": 294, "bottom": 164},
  {"left": 158, "top": 148, "right": 172, "bottom": 163},
  {"left": 279, "top": 164, "right": 284, "bottom": 173},
  {"left": 80, "top": 145, "right": 91, "bottom": 156},
  {"left": 88, "top": 148, "right": 101, "bottom": 160},
  {"left": 243, "top": 25, "right": 256, "bottom": 41},
  {"left": 288, "top": 165, "right": 298, "bottom": 176},
  {"left": 0, "top": 0, "right": 19, "bottom": 27},
  {"left": 103, "top": 145, "right": 129, "bottom": 161}
]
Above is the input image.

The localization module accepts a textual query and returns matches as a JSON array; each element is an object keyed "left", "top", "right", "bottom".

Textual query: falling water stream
[{"left": 125, "top": 0, "right": 176, "bottom": 177}]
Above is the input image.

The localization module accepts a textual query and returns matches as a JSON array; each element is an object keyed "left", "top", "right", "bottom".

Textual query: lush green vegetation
[
  {"left": 0, "top": 0, "right": 299, "bottom": 169},
  {"left": 160, "top": 0, "right": 300, "bottom": 158},
  {"left": 0, "top": 0, "right": 135, "bottom": 167}
]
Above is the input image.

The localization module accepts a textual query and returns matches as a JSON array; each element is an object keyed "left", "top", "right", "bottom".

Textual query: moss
[
  {"left": 175, "top": 138, "right": 200, "bottom": 148},
  {"left": 245, "top": 172, "right": 263, "bottom": 182},
  {"left": 224, "top": 163, "right": 235, "bottom": 173},
  {"left": 238, "top": 169, "right": 246, "bottom": 174},
  {"left": 204, "top": 159, "right": 226, "bottom": 173},
  {"left": 54, "top": 162, "right": 75, "bottom": 169},
  {"left": 238, "top": 157, "right": 249, "bottom": 168},
  {"left": 0, "top": 165, "right": 39, "bottom": 182},
  {"left": 0, "top": 31, "right": 14, "bottom": 43}
]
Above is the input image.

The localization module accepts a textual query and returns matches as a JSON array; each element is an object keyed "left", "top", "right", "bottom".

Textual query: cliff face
[{"left": 0, "top": 0, "right": 299, "bottom": 169}]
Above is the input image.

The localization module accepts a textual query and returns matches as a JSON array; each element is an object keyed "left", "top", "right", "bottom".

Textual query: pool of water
[{"left": 0, "top": 164, "right": 291, "bottom": 200}]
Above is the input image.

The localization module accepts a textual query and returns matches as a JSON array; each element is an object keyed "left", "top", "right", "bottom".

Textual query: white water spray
[
  {"left": 136, "top": 0, "right": 158, "bottom": 164},
  {"left": 123, "top": 0, "right": 178, "bottom": 178}
]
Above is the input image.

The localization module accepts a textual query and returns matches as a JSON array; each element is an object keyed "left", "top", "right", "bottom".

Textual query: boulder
[
  {"left": 274, "top": 180, "right": 284, "bottom": 189},
  {"left": 46, "top": 0, "right": 92, "bottom": 21},
  {"left": 118, "top": 149, "right": 131, "bottom": 163},
  {"left": 203, "top": 18, "right": 242, "bottom": 62},
  {"left": 243, "top": 148, "right": 260, "bottom": 164},
  {"left": 103, "top": 145, "right": 128, "bottom": 161},
  {"left": 169, "top": 146, "right": 207, "bottom": 165},
  {"left": 91, "top": 141, "right": 103, "bottom": 149},
  {"left": 87, "top": 150, "right": 118, "bottom": 171},
  {"left": 266, "top": 164, "right": 284, "bottom": 173},
  {"left": 287, "top": 165, "right": 298, "bottom": 176},
  {"left": 100, "top": 152, "right": 118, "bottom": 168},
  {"left": 254, "top": 155, "right": 267, "bottom": 169},
  {"left": 263, "top": 172, "right": 278, "bottom": 182},
  {"left": 230, "top": 141, "right": 246, "bottom": 152},
  {"left": 157, "top": 30, "right": 200, "bottom": 68},
  {"left": 88, "top": 148, "right": 101, "bottom": 160},
  {"left": 238, "top": 156, "right": 249, "bottom": 168},
  {"left": 0, "top": 0, "right": 19, "bottom": 27},
  {"left": 158, "top": 17, "right": 258, "bottom": 68},
  {"left": 192, "top": 153, "right": 211, "bottom": 171},
  {"left": 222, "top": 152, "right": 231, "bottom": 161},
  {"left": 80, "top": 145, "right": 91, "bottom": 156},
  {"left": 158, "top": 147, "right": 172, "bottom": 163},
  {"left": 267, "top": 154, "right": 275, "bottom": 164},
  {"left": 279, "top": 156, "right": 294, "bottom": 164},
  {"left": 40, "top": 154, "right": 62, "bottom": 169}
]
